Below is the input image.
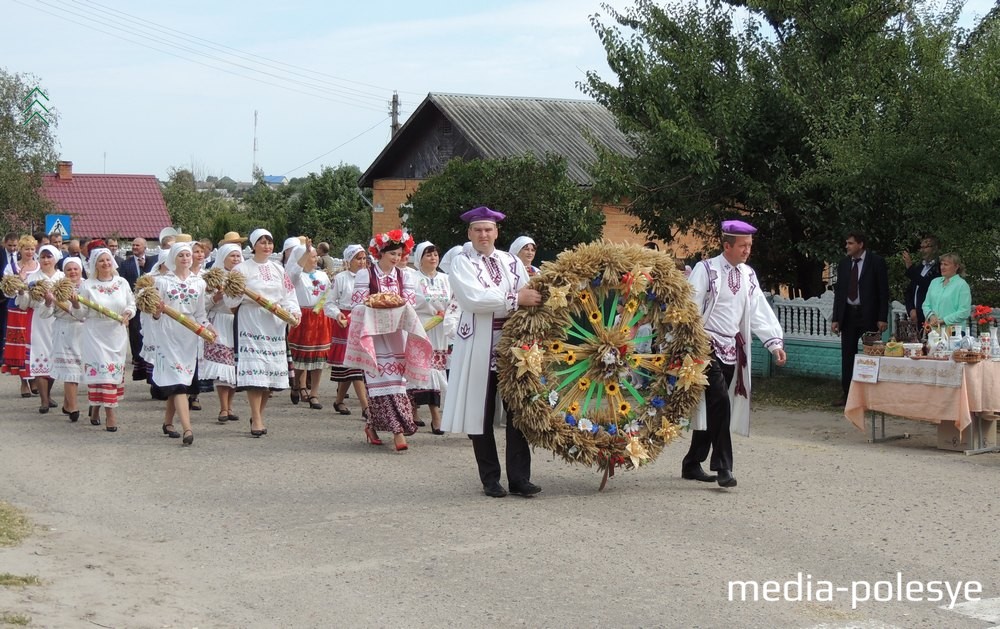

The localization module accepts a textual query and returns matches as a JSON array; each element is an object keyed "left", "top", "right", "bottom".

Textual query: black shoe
[
  {"left": 106, "top": 426, "right": 118, "bottom": 433},
  {"left": 717, "top": 469, "right": 737, "bottom": 488},
  {"left": 483, "top": 482, "right": 508, "bottom": 498},
  {"left": 830, "top": 397, "right": 847, "bottom": 407},
  {"left": 68, "top": 410, "right": 80, "bottom": 422},
  {"left": 681, "top": 465, "right": 718, "bottom": 482},
  {"left": 48, "top": 400, "right": 57, "bottom": 408},
  {"left": 182, "top": 430, "right": 194, "bottom": 445},
  {"left": 414, "top": 420, "right": 426, "bottom": 427},
  {"left": 509, "top": 481, "right": 541, "bottom": 497},
  {"left": 162, "top": 423, "right": 181, "bottom": 438},
  {"left": 431, "top": 427, "right": 445, "bottom": 435}
]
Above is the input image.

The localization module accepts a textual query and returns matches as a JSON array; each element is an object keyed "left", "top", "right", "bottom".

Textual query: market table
[{"left": 844, "top": 355, "right": 1000, "bottom": 454}]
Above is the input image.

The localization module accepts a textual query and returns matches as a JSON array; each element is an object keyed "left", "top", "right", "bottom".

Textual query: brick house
[
  {"left": 39, "top": 161, "right": 172, "bottom": 240},
  {"left": 359, "top": 93, "right": 705, "bottom": 258}
]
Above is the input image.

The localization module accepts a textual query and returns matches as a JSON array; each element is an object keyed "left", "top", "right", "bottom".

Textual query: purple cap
[
  {"left": 721, "top": 219, "right": 757, "bottom": 236},
  {"left": 460, "top": 206, "right": 506, "bottom": 224}
]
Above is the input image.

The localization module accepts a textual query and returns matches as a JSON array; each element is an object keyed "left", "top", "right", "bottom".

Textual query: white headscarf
[
  {"left": 215, "top": 243, "right": 243, "bottom": 269},
  {"left": 38, "top": 244, "right": 63, "bottom": 262},
  {"left": 286, "top": 244, "right": 308, "bottom": 269},
  {"left": 165, "top": 242, "right": 193, "bottom": 273},
  {"left": 282, "top": 237, "right": 301, "bottom": 253},
  {"left": 87, "top": 248, "right": 118, "bottom": 278},
  {"left": 413, "top": 241, "right": 435, "bottom": 268},
  {"left": 509, "top": 236, "right": 535, "bottom": 257},
  {"left": 342, "top": 244, "right": 364, "bottom": 263},
  {"left": 249, "top": 229, "right": 273, "bottom": 248},
  {"left": 439, "top": 245, "right": 463, "bottom": 274},
  {"left": 62, "top": 257, "right": 83, "bottom": 272}
]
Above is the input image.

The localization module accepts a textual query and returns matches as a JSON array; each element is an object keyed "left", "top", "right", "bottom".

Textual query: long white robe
[
  {"left": 409, "top": 270, "right": 453, "bottom": 398},
  {"left": 18, "top": 269, "right": 64, "bottom": 377},
  {"left": 150, "top": 273, "right": 210, "bottom": 387},
  {"left": 441, "top": 245, "right": 527, "bottom": 435},
  {"left": 74, "top": 275, "right": 135, "bottom": 387},
  {"left": 689, "top": 255, "right": 784, "bottom": 436},
  {"left": 225, "top": 258, "right": 300, "bottom": 389},
  {"left": 41, "top": 294, "right": 83, "bottom": 383}
]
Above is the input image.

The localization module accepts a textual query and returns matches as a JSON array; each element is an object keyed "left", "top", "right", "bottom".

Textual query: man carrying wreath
[{"left": 441, "top": 206, "right": 542, "bottom": 498}]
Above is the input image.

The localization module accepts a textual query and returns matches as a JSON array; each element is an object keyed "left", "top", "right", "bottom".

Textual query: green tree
[
  {"left": 161, "top": 167, "right": 235, "bottom": 239},
  {"left": 584, "top": 0, "right": 1000, "bottom": 298},
  {"left": 0, "top": 68, "right": 58, "bottom": 234},
  {"left": 405, "top": 153, "right": 604, "bottom": 256},
  {"left": 285, "top": 164, "right": 372, "bottom": 254},
  {"left": 240, "top": 179, "right": 290, "bottom": 245}
]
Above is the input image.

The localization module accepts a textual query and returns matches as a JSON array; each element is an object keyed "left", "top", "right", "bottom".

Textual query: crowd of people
[{"left": 1, "top": 212, "right": 802, "bottom": 496}]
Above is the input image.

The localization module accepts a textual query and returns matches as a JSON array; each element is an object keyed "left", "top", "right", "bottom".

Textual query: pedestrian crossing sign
[{"left": 45, "top": 214, "right": 71, "bottom": 238}]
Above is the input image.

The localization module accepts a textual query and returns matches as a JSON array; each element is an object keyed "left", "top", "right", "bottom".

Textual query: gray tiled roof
[{"left": 428, "top": 93, "right": 633, "bottom": 185}]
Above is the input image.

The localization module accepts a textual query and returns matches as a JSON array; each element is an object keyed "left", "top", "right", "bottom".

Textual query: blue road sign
[{"left": 45, "top": 214, "right": 71, "bottom": 238}]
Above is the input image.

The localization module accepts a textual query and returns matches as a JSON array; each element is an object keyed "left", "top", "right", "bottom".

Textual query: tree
[
  {"left": 161, "top": 167, "right": 235, "bottom": 239},
  {"left": 405, "top": 153, "right": 604, "bottom": 256},
  {"left": 285, "top": 164, "right": 372, "bottom": 254},
  {"left": 0, "top": 68, "right": 58, "bottom": 234},
  {"left": 583, "top": 0, "right": 1000, "bottom": 298}
]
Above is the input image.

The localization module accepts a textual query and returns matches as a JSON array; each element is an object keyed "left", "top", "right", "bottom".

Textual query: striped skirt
[
  {"left": 328, "top": 312, "right": 363, "bottom": 382},
  {"left": 288, "top": 309, "right": 332, "bottom": 370},
  {"left": 1, "top": 306, "right": 32, "bottom": 378}
]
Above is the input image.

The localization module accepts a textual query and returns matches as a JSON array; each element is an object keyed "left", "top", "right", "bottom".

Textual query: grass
[
  {"left": 0, "top": 575, "right": 40, "bottom": 587},
  {"left": 0, "top": 613, "right": 30, "bottom": 626},
  {"left": 752, "top": 374, "right": 844, "bottom": 411},
  {"left": 0, "top": 503, "right": 31, "bottom": 547}
]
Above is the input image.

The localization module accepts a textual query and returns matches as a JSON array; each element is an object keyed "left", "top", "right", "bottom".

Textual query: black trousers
[
  {"left": 840, "top": 306, "right": 871, "bottom": 396},
  {"left": 682, "top": 356, "right": 735, "bottom": 473},
  {"left": 128, "top": 315, "right": 148, "bottom": 377},
  {"left": 469, "top": 370, "right": 531, "bottom": 487}
]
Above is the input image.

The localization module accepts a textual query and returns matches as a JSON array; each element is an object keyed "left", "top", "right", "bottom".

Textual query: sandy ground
[{"left": 2, "top": 373, "right": 1000, "bottom": 629}]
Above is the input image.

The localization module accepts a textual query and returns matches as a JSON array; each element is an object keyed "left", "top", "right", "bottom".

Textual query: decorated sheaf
[{"left": 497, "top": 241, "right": 712, "bottom": 489}]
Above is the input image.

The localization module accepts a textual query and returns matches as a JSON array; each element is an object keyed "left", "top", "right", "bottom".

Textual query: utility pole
[
  {"left": 390, "top": 91, "right": 400, "bottom": 137},
  {"left": 252, "top": 109, "right": 259, "bottom": 181}
]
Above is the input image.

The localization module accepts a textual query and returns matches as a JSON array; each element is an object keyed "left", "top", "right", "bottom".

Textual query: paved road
[{"left": 1, "top": 374, "right": 1000, "bottom": 628}]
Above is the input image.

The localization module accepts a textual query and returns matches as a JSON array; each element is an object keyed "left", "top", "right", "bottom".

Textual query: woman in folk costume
[
  {"left": 42, "top": 257, "right": 85, "bottom": 422},
  {"left": 149, "top": 240, "right": 212, "bottom": 446},
  {"left": 139, "top": 255, "right": 169, "bottom": 401},
  {"left": 225, "top": 229, "right": 301, "bottom": 437},
  {"left": 75, "top": 248, "right": 135, "bottom": 431},
  {"left": 324, "top": 244, "right": 370, "bottom": 417},
  {"left": 201, "top": 241, "right": 243, "bottom": 423},
  {"left": 285, "top": 241, "right": 333, "bottom": 410},
  {"left": 509, "top": 236, "right": 540, "bottom": 277},
  {"left": 408, "top": 241, "right": 457, "bottom": 435},
  {"left": 18, "top": 244, "right": 65, "bottom": 413},
  {"left": 188, "top": 239, "right": 212, "bottom": 410},
  {"left": 2, "top": 234, "right": 40, "bottom": 397},
  {"left": 350, "top": 230, "right": 420, "bottom": 451}
]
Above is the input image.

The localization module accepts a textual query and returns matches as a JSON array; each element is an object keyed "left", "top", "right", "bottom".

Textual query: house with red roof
[{"left": 39, "top": 161, "right": 172, "bottom": 239}]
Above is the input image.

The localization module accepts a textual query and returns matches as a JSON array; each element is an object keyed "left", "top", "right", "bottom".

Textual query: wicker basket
[
  {"left": 952, "top": 349, "right": 985, "bottom": 364},
  {"left": 863, "top": 343, "right": 886, "bottom": 356}
]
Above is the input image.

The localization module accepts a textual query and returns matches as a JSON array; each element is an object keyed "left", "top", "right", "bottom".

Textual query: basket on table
[
  {"left": 862, "top": 331, "right": 885, "bottom": 356},
  {"left": 952, "top": 349, "right": 985, "bottom": 364}
]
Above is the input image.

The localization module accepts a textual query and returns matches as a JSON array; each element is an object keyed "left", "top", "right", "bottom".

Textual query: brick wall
[{"left": 370, "top": 178, "right": 422, "bottom": 235}]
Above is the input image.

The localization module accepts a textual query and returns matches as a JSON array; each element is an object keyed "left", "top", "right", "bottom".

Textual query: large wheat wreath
[{"left": 497, "top": 241, "right": 712, "bottom": 489}]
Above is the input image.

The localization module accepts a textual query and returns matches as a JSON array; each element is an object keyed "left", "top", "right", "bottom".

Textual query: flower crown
[{"left": 368, "top": 229, "right": 415, "bottom": 258}]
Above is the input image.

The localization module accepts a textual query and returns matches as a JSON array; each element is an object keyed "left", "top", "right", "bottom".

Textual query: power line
[
  {"left": 281, "top": 116, "right": 390, "bottom": 176},
  {"left": 14, "top": 0, "right": 389, "bottom": 112},
  {"left": 67, "top": 0, "right": 398, "bottom": 101}
]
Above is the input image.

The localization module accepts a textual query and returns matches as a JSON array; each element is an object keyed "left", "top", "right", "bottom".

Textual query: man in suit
[
  {"left": 902, "top": 235, "right": 940, "bottom": 327},
  {"left": 119, "top": 237, "right": 157, "bottom": 288},
  {"left": 831, "top": 231, "right": 889, "bottom": 405},
  {"left": 119, "top": 237, "right": 158, "bottom": 381}
]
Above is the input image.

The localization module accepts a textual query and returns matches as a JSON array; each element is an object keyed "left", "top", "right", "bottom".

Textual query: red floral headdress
[{"left": 368, "top": 228, "right": 415, "bottom": 258}]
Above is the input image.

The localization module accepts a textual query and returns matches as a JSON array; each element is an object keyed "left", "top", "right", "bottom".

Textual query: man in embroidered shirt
[
  {"left": 440, "top": 206, "right": 543, "bottom": 498},
  {"left": 682, "top": 220, "right": 786, "bottom": 488}
]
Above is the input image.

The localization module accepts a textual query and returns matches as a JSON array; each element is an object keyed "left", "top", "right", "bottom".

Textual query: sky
[{"left": 3, "top": 0, "right": 997, "bottom": 183}]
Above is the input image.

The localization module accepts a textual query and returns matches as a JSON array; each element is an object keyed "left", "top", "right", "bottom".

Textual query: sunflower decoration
[{"left": 497, "top": 241, "right": 711, "bottom": 490}]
